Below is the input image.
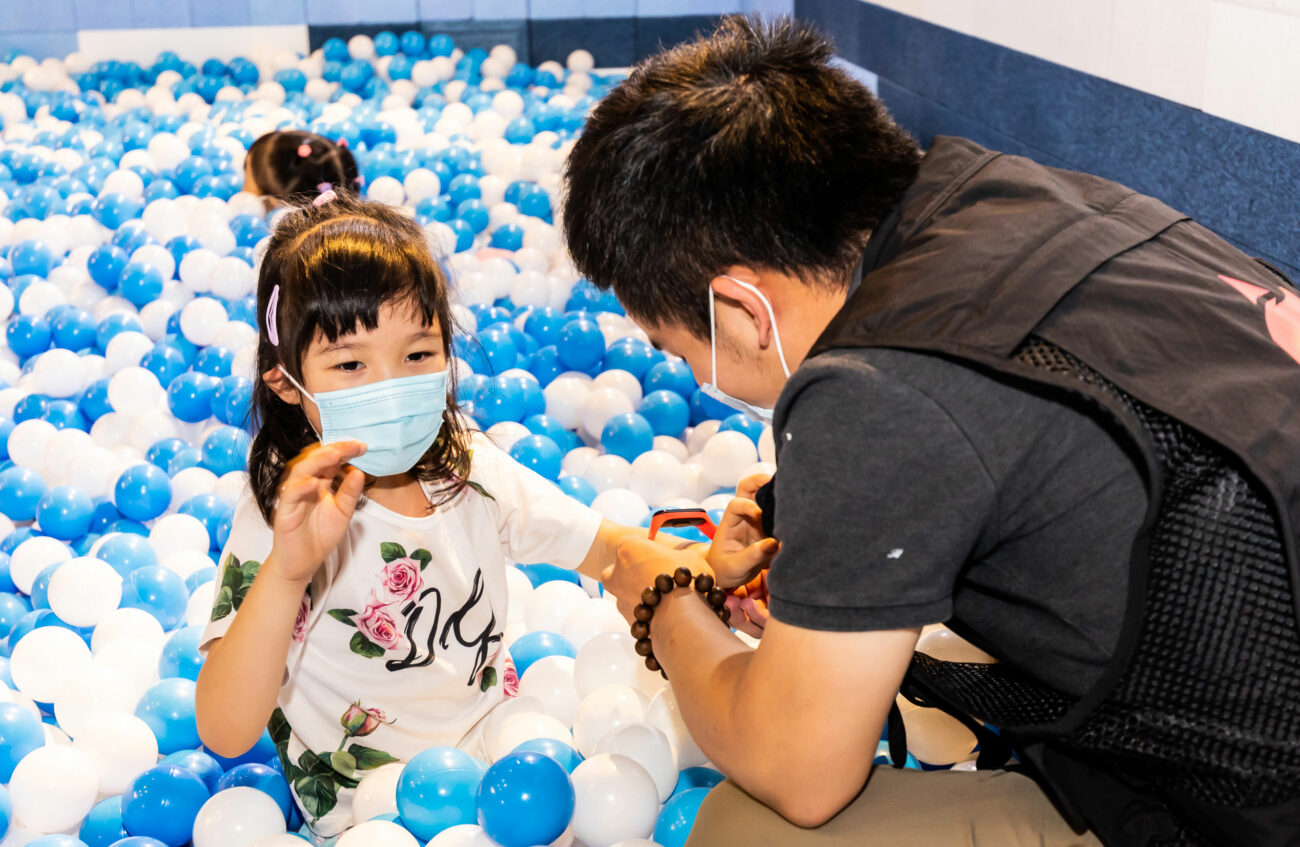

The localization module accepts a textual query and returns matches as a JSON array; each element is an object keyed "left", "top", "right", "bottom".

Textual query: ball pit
[{"left": 0, "top": 29, "right": 961, "bottom": 847}]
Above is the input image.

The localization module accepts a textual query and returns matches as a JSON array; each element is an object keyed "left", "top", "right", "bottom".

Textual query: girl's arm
[
  {"left": 196, "top": 552, "right": 312, "bottom": 757},
  {"left": 196, "top": 440, "right": 367, "bottom": 757}
]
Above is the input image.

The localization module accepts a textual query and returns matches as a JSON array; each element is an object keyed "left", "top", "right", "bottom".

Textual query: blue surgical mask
[
  {"left": 700, "top": 277, "right": 791, "bottom": 424},
  {"left": 279, "top": 368, "right": 449, "bottom": 477}
]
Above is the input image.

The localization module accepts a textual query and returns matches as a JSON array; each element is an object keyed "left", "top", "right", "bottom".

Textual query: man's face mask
[{"left": 699, "top": 277, "right": 791, "bottom": 424}]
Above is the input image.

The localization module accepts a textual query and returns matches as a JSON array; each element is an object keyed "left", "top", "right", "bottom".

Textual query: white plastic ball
[
  {"left": 559, "top": 600, "right": 626, "bottom": 651},
  {"left": 699, "top": 430, "right": 759, "bottom": 489},
  {"left": 10, "top": 536, "right": 73, "bottom": 595},
  {"left": 524, "top": 580, "right": 590, "bottom": 634},
  {"left": 90, "top": 606, "right": 166, "bottom": 652},
  {"left": 573, "top": 684, "right": 647, "bottom": 757},
  {"left": 628, "top": 451, "right": 686, "bottom": 508},
  {"left": 47, "top": 556, "right": 122, "bottom": 627},
  {"left": 18, "top": 281, "right": 67, "bottom": 317},
  {"left": 366, "top": 175, "right": 405, "bottom": 206},
  {"left": 30, "top": 348, "right": 84, "bottom": 398},
  {"left": 104, "top": 330, "right": 154, "bottom": 373},
  {"left": 101, "top": 168, "right": 145, "bottom": 199},
  {"left": 646, "top": 686, "right": 707, "bottom": 769},
  {"left": 169, "top": 466, "right": 219, "bottom": 510},
  {"left": 544, "top": 375, "right": 592, "bottom": 430},
  {"left": 53, "top": 661, "right": 142, "bottom": 740},
  {"left": 337, "top": 820, "right": 420, "bottom": 847},
  {"left": 574, "top": 632, "right": 662, "bottom": 701},
  {"left": 10, "top": 625, "right": 93, "bottom": 704},
  {"left": 583, "top": 454, "right": 631, "bottom": 494},
  {"left": 488, "top": 711, "right": 572, "bottom": 763},
  {"left": 191, "top": 786, "right": 288, "bottom": 847},
  {"left": 351, "top": 761, "right": 405, "bottom": 823},
  {"left": 595, "top": 723, "right": 678, "bottom": 802},
  {"left": 8, "top": 745, "right": 98, "bottom": 834},
  {"left": 180, "top": 297, "right": 229, "bottom": 346},
  {"left": 491, "top": 89, "right": 525, "bottom": 121},
  {"left": 590, "top": 488, "right": 649, "bottom": 525},
  {"left": 149, "top": 513, "right": 211, "bottom": 560},
  {"left": 426, "top": 825, "right": 495, "bottom": 847},
  {"left": 107, "top": 366, "right": 164, "bottom": 414},
  {"left": 570, "top": 753, "right": 658, "bottom": 847},
  {"left": 348, "top": 35, "right": 376, "bottom": 60},
  {"left": 71, "top": 711, "right": 158, "bottom": 794},
  {"left": 403, "top": 168, "right": 441, "bottom": 203},
  {"left": 518, "top": 655, "right": 581, "bottom": 726},
  {"left": 8, "top": 418, "right": 58, "bottom": 470}
]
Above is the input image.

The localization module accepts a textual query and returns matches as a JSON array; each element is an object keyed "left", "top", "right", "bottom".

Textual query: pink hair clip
[
  {"left": 313, "top": 188, "right": 337, "bottom": 207},
  {"left": 336, "top": 137, "right": 348, "bottom": 148},
  {"left": 297, "top": 143, "right": 312, "bottom": 158},
  {"left": 266, "top": 285, "right": 281, "bottom": 347}
]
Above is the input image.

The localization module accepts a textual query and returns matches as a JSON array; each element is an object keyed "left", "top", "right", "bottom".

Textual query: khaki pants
[{"left": 685, "top": 766, "right": 1104, "bottom": 846}]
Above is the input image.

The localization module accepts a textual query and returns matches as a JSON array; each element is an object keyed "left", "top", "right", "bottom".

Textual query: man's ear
[
  {"left": 711, "top": 270, "right": 775, "bottom": 349},
  {"left": 263, "top": 366, "right": 302, "bottom": 406}
]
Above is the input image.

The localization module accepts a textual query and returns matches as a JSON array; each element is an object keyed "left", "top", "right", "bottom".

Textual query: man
[{"left": 561, "top": 14, "right": 1300, "bottom": 847}]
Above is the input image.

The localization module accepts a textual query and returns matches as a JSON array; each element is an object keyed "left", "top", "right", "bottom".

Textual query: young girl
[
  {"left": 243, "top": 130, "right": 361, "bottom": 207},
  {"left": 195, "top": 194, "right": 685, "bottom": 839}
]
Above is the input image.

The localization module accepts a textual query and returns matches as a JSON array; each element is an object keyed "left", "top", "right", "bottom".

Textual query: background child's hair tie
[
  {"left": 266, "top": 285, "right": 280, "bottom": 346},
  {"left": 317, "top": 182, "right": 332, "bottom": 194},
  {"left": 313, "top": 188, "right": 337, "bottom": 207},
  {"left": 297, "top": 143, "right": 312, "bottom": 158},
  {"left": 336, "top": 137, "right": 348, "bottom": 148}
]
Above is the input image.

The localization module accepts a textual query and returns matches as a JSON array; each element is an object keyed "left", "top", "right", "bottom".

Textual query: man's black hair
[{"left": 562, "top": 14, "right": 922, "bottom": 337}]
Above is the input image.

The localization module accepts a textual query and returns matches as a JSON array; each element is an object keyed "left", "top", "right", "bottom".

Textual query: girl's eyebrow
[{"left": 319, "top": 339, "right": 361, "bottom": 354}]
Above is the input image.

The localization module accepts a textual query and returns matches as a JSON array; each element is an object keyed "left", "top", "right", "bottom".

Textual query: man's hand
[
  {"left": 602, "top": 537, "right": 713, "bottom": 624},
  {"left": 706, "top": 473, "right": 779, "bottom": 589}
]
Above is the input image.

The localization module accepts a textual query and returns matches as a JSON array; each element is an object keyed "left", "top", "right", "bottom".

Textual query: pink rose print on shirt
[
  {"left": 325, "top": 541, "right": 434, "bottom": 660},
  {"left": 292, "top": 593, "right": 311, "bottom": 643},
  {"left": 357, "top": 604, "right": 403, "bottom": 650},
  {"left": 374, "top": 557, "right": 423, "bottom": 606},
  {"left": 503, "top": 656, "right": 519, "bottom": 698}
]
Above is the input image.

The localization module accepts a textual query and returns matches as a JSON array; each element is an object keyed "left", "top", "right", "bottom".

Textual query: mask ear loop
[
  {"left": 724, "top": 276, "right": 791, "bottom": 377},
  {"left": 708, "top": 282, "right": 719, "bottom": 388}
]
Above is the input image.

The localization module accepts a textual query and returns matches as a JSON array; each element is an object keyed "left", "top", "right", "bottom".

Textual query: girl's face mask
[{"left": 278, "top": 368, "right": 448, "bottom": 477}]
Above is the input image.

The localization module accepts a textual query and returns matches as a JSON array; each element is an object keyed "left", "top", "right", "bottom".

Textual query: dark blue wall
[{"left": 797, "top": 0, "right": 1300, "bottom": 277}]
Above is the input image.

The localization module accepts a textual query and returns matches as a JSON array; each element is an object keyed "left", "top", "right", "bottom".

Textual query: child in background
[
  {"left": 194, "top": 194, "right": 678, "bottom": 839},
  {"left": 243, "top": 130, "right": 360, "bottom": 207}
]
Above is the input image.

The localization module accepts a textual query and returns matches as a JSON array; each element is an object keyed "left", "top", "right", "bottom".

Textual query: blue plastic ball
[
  {"left": 118, "top": 262, "right": 164, "bottom": 308},
  {"left": 718, "top": 412, "right": 764, "bottom": 446},
  {"left": 121, "top": 764, "right": 209, "bottom": 846},
  {"left": 25, "top": 835, "right": 84, "bottom": 847},
  {"left": 91, "top": 193, "right": 143, "bottom": 229},
  {"left": 159, "top": 749, "right": 223, "bottom": 794},
  {"left": 97, "top": 532, "right": 157, "bottom": 577},
  {"left": 508, "top": 630, "right": 576, "bottom": 676},
  {"left": 638, "top": 390, "right": 690, "bottom": 437},
  {"left": 511, "top": 737, "right": 584, "bottom": 774},
  {"left": 121, "top": 566, "right": 187, "bottom": 630},
  {"left": 654, "top": 787, "right": 711, "bottom": 847},
  {"left": 206, "top": 727, "right": 276, "bottom": 771},
  {"left": 95, "top": 314, "right": 142, "bottom": 352},
  {"left": 35, "top": 485, "right": 94, "bottom": 540},
  {"left": 690, "top": 388, "right": 736, "bottom": 425},
  {"left": 557, "top": 474, "right": 597, "bottom": 506},
  {"left": 0, "top": 592, "right": 30, "bottom": 640},
  {"left": 556, "top": 318, "right": 604, "bottom": 372},
  {"left": 671, "top": 766, "right": 725, "bottom": 798},
  {"left": 165, "top": 372, "right": 219, "bottom": 423},
  {"left": 0, "top": 466, "right": 46, "bottom": 521},
  {"left": 157, "top": 625, "right": 204, "bottom": 682},
  {"left": 134, "top": 679, "right": 200, "bottom": 755},
  {"left": 477, "top": 752, "right": 574, "bottom": 847},
  {"left": 455, "top": 198, "right": 489, "bottom": 234},
  {"left": 489, "top": 223, "right": 524, "bottom": 251},
  {"left": 508, "top": 434, "right": 563, "bottom": 481},
  {"left": 200, "top": 426, "right": 250, "bottom": 475},
  {"left": 601, "top": 412, "right": 654, "bottom": 461},
  {"left": 643, "top": 360, "right": 696, "bottom": 398},
  {"left": 396, "top": 747, "right": 487, "bottom": 841},
  {"left": 114, "top": 463, "right": 171, "bottom": 521},
  {"left": 7, "top": 314, "right": 52, "bottom": 358},
  {"left": 145, "top": 438, "right": 188, "bottom": 471},
  {"left": 214, "top": 763, "right": 292, "bottom": 818},
  {"left": 0, "top": 702, "right": 44, "bottom": 782},
  {"left": 177, "top": 494, "right": 230, "bottom": 549},
  {"left": 9, "top": 240, "right": 55, "bottom": 277},
  {"left": 79, "top": 795, "right": 128, "bottom": 847}
]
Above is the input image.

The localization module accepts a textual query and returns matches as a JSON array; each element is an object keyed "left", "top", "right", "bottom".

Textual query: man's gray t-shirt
[{"left": 767, "top": 347, "right": 1147, "bottom": 697}]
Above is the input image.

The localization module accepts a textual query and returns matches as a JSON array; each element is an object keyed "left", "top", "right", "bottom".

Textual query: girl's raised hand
[{"left": 271, "top": 440, "right": 367, "bottom": 584}]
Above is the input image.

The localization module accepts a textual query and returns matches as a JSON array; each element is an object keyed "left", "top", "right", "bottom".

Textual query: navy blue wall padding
[{"left": 796, "top": 0, "right": 1300, "bottom": 277}]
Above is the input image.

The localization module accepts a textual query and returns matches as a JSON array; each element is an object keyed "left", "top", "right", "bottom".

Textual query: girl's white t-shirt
[{"left": 200, "top": 431, "right": 602, "bottom": 837}]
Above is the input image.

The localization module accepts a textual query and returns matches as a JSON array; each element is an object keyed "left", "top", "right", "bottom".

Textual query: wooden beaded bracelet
[{"left": 631, "top": 566, "right": 730, "bottom": 679}]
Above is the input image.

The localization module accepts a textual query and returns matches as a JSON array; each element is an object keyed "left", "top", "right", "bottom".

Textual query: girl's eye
[
  {"left": 407, "top": 351, "right": 437, "bottom": 363},
  {"left": 337, "top": 361, "right": 364, "bottom": 372}
]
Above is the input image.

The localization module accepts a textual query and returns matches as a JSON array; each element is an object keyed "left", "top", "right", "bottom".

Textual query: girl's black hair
[
  {"left": 249, "top": 193, "right": 470, "bottom": 523},
  {"left": 245, "top": 130, "right": 361, "bottom": 202}
]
